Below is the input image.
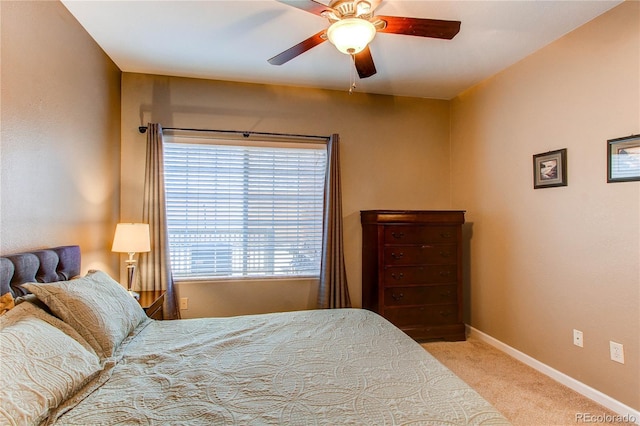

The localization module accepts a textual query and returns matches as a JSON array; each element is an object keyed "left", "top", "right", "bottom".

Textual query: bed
[{"left": 0, "top": 245, "right": 510, "bottom": 425}]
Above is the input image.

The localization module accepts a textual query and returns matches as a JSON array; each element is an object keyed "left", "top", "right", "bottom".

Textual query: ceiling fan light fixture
[{"left": 327, "top": 18, "right": 376, "bottom": 55}]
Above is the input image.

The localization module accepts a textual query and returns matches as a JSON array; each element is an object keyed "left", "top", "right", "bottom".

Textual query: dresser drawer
[
  {"left": 384, "top": 265, "right": 457, "bottom": 285},
  {"left": 384, "top": 285, "right": 457, "bottom": 307},
  {"left": 383, "top": 244, "right": 457, "bottom": 265},
  {"left": 384, "top": 226, "right": 457, "bottom": 244},
  {"left": 384, "top": 304, "right": 459, "bottom": 327}
]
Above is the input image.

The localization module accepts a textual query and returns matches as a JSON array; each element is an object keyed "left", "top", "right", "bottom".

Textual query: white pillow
[
  {"left": 23, "top": 270, "right": 148, "bottom": 359},
  {"left": 0, "top": 302, "right": 102, "bottom": 425}
]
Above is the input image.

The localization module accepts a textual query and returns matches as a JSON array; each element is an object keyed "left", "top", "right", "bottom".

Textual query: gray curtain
[
  {"left": 139, "top": 123, "right": 179, "bottom": 319},
  {"left": 318, "top": 134, "right": 351, "bottom": 309}
]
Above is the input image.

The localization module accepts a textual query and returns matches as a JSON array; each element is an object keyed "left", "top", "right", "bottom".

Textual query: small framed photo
[
  {"left": 607, "top": 134, "right": 640, "bottom": 183},
  {"left": 533, "top": 149, "right": 567, "bottom": 189}
]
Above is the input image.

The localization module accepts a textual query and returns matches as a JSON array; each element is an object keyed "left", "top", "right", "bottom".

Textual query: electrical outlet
[
  {"left": 180, "top": 297, "right": 189, "bottom": 310},
  {"left": 610, "top": 341, "right": 624, "bottom": 364},
  {"left": 573, "top": 329, "right": 583, "bottom": 347}
]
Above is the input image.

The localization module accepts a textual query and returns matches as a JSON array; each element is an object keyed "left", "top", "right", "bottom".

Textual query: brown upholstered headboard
[{"left": 0, "top": 245, "right": 81, "bottom": 298}]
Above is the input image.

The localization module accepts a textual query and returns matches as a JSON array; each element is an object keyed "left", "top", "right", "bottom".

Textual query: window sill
[{"left": 175, "top": 276, "right": 319, "bottom": 286}]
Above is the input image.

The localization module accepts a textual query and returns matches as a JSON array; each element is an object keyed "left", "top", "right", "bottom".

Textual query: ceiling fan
[{"left": 268, "top": 0, "right": 461, "bottom": 79}]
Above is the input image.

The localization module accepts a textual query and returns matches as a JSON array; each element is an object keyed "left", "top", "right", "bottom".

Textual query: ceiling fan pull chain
[{"left": 349, "top": 54, "right": 356, "bottom": 94}]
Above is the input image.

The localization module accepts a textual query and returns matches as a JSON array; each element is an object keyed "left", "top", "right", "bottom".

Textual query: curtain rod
[{"left": 138, "top": 125, "right": 329, "bottom": 141}]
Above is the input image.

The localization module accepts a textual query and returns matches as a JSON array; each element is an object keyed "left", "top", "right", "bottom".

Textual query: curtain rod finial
[{"left": 139, "top": 126, "right": 147, "bottom": 134}]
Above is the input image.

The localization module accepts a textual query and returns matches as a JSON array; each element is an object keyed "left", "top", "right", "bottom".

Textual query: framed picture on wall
[
  {"left": 607, "top": 134, "right": 640, "bottom": 183},
  {"left": 533, "top": 148, "right": 567, "bottom": 189}
]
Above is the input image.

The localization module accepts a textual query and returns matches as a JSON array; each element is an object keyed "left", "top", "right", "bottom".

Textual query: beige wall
[
  {"left": 121, "top": 74, "right": 451, "bottom": 316},
  {"left": 1, "top": 1, "right": 122, "bottom": 274},
  {"left": 451, "top": 1, "right": 639, "bottom": 410}
]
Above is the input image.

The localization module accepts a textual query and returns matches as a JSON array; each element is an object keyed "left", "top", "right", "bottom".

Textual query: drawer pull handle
[
  {"left": 439, "top": 251, "right": 451, "bottom": 258},
  {"left": 391, "top": 252, "right": 404, "bottom": 260},
  {"left": 439, "top": 270, "right": 451, "bottom": 276},
  {"left": 439, "top": 291, "right": 453, "bottom": 298},
  {"left": 391, "top": 292, "right": 404, "bottom": 301},
  {"left": 391, "top": 272, "right": 404, "bottom": 280},
  {"left": 391, "top": 232, "right": 405, "bottom": 240},
  {"left": 421, "top": 244, "right": 433, "bottom": 249},
  {"left": 440, "top": 232, "right": 452, "bottom": 238},
  {"left": 439, "top": 310, "right": 453, "bottom": 317}
]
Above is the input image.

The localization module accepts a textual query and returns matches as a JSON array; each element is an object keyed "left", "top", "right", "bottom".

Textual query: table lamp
[{"left": 111, "top": 223, "right": 151, "bottom": 299}]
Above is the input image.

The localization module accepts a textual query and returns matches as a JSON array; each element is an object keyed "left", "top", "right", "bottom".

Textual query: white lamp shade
[
  {"left": 112, "top": 223, "right": 151, "bottom": 253},
  {"left": 327, "top": 18, "right": 376, "bottom": 55}
]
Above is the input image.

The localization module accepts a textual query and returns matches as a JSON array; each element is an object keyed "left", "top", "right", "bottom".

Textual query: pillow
[
  {"left": 0, "top": 302, "right": 102, "bottom": 425},
  {"left": 0, "top": 291, "right": 15, "bottom": 315},
  {"left": 23, "top": 270, "right": 148, "bottom": 359}
]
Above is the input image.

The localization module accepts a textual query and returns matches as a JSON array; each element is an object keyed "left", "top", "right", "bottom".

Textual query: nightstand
[{"left": 137, "top": 290, "right": 165, "bottom": 320}]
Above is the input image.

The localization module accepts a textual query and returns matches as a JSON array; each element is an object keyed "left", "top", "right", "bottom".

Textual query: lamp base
[{"left": 125, "top": 261, "right": 139, "bottom": 300}]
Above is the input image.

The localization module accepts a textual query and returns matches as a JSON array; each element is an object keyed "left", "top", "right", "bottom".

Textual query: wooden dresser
[{"left": 361, "top": 210, "right": 466, "bottom": 341}]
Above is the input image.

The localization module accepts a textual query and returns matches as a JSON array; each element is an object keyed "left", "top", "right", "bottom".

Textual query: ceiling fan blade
[
  {"left": 275, "top": 0, "right": 335, "bottom": 17},
  {"left": 354, "top": 46, "right": 377, "bottom": 79},
  {"left": 268, "top": 30, "right": 327, "bottom": 65},
  {"left": 376, "top": 16, "right": 461, "bottom": 40}
]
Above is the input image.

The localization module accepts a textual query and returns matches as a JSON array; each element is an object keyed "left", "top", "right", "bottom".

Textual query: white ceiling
[{"left": 61, "top": 0, "right": 622, "bottom": 100}]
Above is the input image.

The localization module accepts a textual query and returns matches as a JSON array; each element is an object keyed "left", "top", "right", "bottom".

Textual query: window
[{"left": 163, "top": 133, "right": 327, "bottom": 280}]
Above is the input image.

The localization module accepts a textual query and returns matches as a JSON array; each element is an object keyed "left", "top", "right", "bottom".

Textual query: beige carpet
[{"left": 422, "top": 337, "right": 625, "bottom": 426}]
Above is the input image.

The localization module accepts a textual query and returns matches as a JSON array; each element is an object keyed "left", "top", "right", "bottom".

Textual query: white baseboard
[{"left": 466, "top": 325, "right": 640, "bottom": 424}]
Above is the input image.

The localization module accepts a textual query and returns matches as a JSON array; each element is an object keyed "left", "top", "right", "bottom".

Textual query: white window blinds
[{"left": 163, "top": 135, "right": 327, "bottom": 280}]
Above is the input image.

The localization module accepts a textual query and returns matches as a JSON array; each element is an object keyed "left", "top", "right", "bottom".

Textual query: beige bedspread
[{"left": 54, "top": 309, "right": 509, "bottom": 425}]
